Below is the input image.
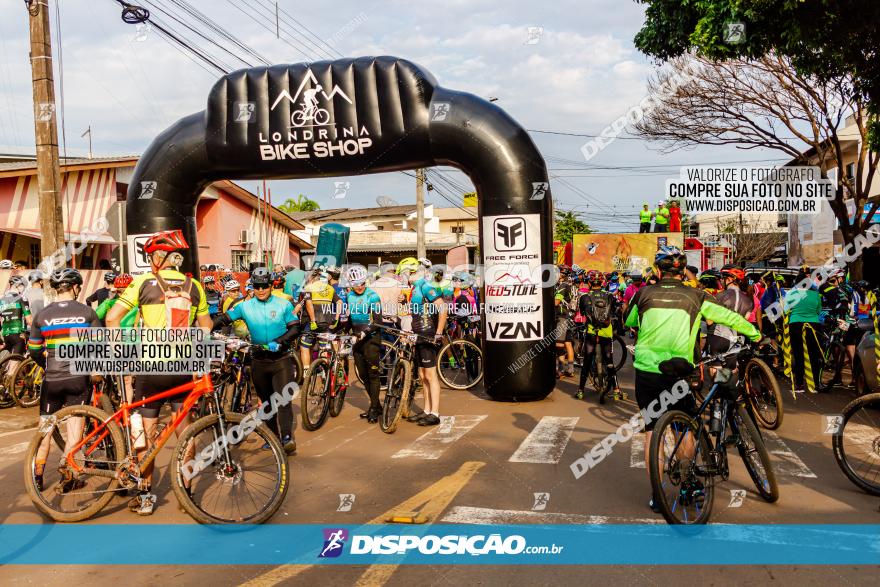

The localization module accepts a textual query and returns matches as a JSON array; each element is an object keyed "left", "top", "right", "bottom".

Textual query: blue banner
[{"left": 1, "top": 524, "right": 879, "bottom": 565}]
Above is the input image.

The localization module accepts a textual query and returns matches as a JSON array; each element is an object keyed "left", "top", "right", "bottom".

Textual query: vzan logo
[
  {"left": 493, "top": 217, "right": 526, "bottom": 252},
  {"left": 259, "top": 70, "right": 372, "bottom": 161},
  {"left": 487, "top": 321, "right": 542, "bottom": 339}
]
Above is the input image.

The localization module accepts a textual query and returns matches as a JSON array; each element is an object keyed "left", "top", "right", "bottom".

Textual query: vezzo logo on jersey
[
  {"left": 487, "top": 321, "right": 542, "bottom": 339},
  {"left": 493, "top": 218, "right": 526, "bottom": 252},
  {"left": 46, "top": 317, "right": 87, "bottom": 326}
]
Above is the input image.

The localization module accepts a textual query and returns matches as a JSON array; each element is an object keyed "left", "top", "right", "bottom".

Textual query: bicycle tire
[
  {"left": 732, "top": 405, "right": 779, "bottom": 502},
  {"left": 171, "top": 412, "right": 289, "bottom": 524},
  {"left": 437, "top": 339, "right": 484, "bottom": 390},
  {"left": 743, "top": 358, "right": 784, "bottom": 430},
  {"left": 290, "top": 351, "right": 304, "bottom": 385},
  {"left": 0, "top": 353, "right": 22, "bottom": 408},
  {"left": 832, "top": 392, "right": 880, "bottom": 496},
  {"left": 329, "top": 361, "right": 347, "bottom": 418},
  {"left": 612, "top": 335, "right": 628, "bottom": 371},
  {"left": 648, "top": 410, "right": 715, "bottom": 525},
  {"left": 381, "top": 360, "right": 412, "bottom": 434},
  {"left": 301, "top": 358, "right": 330, "bottom": 431},
  {"left": 355, "top": 340, "right": 397, "bottom": 392},
  {"left": 819, "top": 342, "right": 846, "bottom": 389},
  {"left": 595, "top": 360, "right": 611, "bottom": 404},
  {"left": 24, "top": 404, "right": 124, "bottom": 522},
  {"left": 12, "top": 357, "right": 42, "bottom": 408}
]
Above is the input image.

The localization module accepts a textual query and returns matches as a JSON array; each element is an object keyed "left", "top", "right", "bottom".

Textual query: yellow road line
[{"left": 241, "top": 461, "right": 485, "bottom": 587}]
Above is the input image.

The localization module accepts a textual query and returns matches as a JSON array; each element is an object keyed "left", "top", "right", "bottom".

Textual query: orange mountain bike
[{"left": 23, "top": 372, "right": 290, "bottom": 524}]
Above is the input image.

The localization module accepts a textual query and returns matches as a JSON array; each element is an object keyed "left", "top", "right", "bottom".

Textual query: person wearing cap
[
  {"left": 300, "top": 268, "right": 341, "bottom": 371},
  {"left": 85, "top": 271, "right": 117, "bottom": 308},
  {"left": 639, "top": 203, "right": 653, "bottom": 233},
  {"left": 653, "top": 201, "right": 669, "bottom": 232}
]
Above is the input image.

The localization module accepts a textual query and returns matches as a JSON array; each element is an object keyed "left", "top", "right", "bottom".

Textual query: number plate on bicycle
[{"left": 318, "top": 332, "right": 337, "bottom": 341}]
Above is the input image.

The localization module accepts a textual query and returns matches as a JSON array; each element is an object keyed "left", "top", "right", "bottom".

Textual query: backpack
[
  {"left": 587, "top": 291, "right": 613, "bottom": 328},
  {"left": 153, "top": 273, "right": 194, "bottom": 328}
]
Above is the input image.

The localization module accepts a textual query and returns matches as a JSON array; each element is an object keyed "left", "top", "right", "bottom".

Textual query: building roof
[
  {"left": 303, "top": 242, "right": 476, "bottom": 254},
  {"left": 291, "top": 205, "right": 418, "bottom": 223},
  {"left": 289, "top": 208, "right": 348, "bottom": 222},
  {"left": 0, "top": 155, "right": 139, "bottom": 178}
]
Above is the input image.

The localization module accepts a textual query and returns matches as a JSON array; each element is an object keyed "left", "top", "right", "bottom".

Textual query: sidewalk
[{"left": 0, "top": 406, "right": 38, "bottom": 434}]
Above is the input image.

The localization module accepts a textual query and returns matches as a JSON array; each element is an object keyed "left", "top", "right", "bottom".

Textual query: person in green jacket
[
  {"left": 639, "top": 203, "right": 653, "bottom": 233},
  {"left": 95, "top": 274, "right": 138, "bottom": 327},
  {"left": 624, "top": 247, "right": 761, "bottom": 513},
  {"left": 653, "top": 201, "right": 670, "bottom": 233},
  {"left": 784, "top": 280, "right": 823, "bottom": 393}
]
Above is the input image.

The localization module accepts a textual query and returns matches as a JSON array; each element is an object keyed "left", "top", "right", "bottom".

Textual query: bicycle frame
[{"left": 64, "top": 374, "right": 217, "bottom": 478}]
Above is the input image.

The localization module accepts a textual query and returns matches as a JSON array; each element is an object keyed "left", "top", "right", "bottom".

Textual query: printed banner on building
[{"left": 572, "top": 233, "right": 684, "bottom": 274}]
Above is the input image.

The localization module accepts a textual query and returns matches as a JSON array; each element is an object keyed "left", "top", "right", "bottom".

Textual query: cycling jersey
[
  {"left": 0, "top": 292, "right": 30, "bottom": 336},
  {"left": 222, "top": 295, "right": 249, "bottom": 338},
  {"left": 115, "top": 270, "right": 209, "bottom": 327},
  {"left": 345, "top": 288, "right": 382, "bottom": 325},
  {"left": 409, "top": 278, "right": 442, "bottom": 334},
  {"left": 226, "top": 295, "right": 298, "bottom": 347},
  {"left": 786, "top": 287, "right": 822, "bottom": 324},
  {"left": 624, "top": 277, "right": 760, "bottom": 374},
  {"left": 95, "top": 297, "right": 137, "bottom": 327},
  {"left": 303, "top": 281, "right": 340, "bottom": 325},
  {"left": 28, "top": 300, "right": 100, "bottom": 381}
]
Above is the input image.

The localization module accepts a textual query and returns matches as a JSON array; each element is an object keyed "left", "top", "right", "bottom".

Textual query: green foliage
[
  {"left": 554, "top": 210, "right": 591, "bottom": 244},
  {"left": 278, "top": 194, "right": 320, "bottom": 214}
]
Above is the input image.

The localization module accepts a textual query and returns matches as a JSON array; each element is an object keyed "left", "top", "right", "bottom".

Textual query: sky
[{"left": 0, "top": 0, "right": 790, "bottom": 232}]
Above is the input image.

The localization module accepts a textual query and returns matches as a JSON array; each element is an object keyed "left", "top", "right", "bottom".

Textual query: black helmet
[
  {"left": 654, "top": 246, "right": 686, "bottom": 274},
  {"left": 50, "top": 268, "right": 83, "bottom": 289},
  {"left": 104, "top": 271, "right": 117, "bottom": 284},
  {"left": 251, "top": 267, "right": 272, "bottom": 288}
]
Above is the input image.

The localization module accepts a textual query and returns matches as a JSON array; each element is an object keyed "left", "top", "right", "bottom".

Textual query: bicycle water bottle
[
  {"left": 130, "top": 413, "right": 146, "bottom": 449},
  {"left": 710, "top": 405, "right": 722, "bottom": 434}
]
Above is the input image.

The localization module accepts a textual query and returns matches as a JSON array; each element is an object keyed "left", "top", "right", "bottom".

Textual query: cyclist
[
  {"left": 683, "top": 265, "right": 700, "bottom": 288},
  {"left": 105, "top": 229, "right": 212, "bottom": 516},
  {"left": 28, "top": 268, "right": 101, "bottom": 492},
  {"left": 622, "top": 271, "right": 644, "bottom": 317},
  {"left": 300, "top": 268, "right": 341, "bottom": 371},
  {"left": 219, "top": 279, "right": 249, "bottom": 338},
  {"left": 95, "top": 274, "right": 137, "bottom": 327},
  {"left": 403, "top": 258, "right": 447, "bottom": 426},
  {"left": 843, "top": 279, "right": 872, "bottom": 385},
  {"left": 785, "top": 272, "right": 823, "bottom": 394},
  {"left": 25, "top": 270, "right": 47, "bottom": 316},
  {"left": 342, "top": 266, "right": 384, "bottom": 422},
  {"left": 271, "top": 272, "right": 294, "bottom": 304},
  {"left": 203, "top": 275, "right": 222, "bottom": 317},
  {"left": 85, "top": 271, "right": 116, "bottom": 307},
  {"left": 624, "top": 247, "right": 761, "bottom": 512},
  {"left": 576, "top": 270, "right": 622, "bottom": 400},
  {"left": 554, "top": 266, "right": 575, "bottom": 378},
  {"left": 212, "top": 267, "right": 298, "bottom": 453},
  {"left": 1, "top": 275, "right": 30, "bottom": 360},
  {"left": 706, "top": 267, "right": 755, "bottom": 366}
]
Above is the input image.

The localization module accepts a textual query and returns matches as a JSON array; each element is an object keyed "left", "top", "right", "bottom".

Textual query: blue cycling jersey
[
  {"left": 409, "top": 279, "right": 442, "bottom": 316},
  {"left": 226, "top": 295, "right": 297, "bottom": 346},
  {"left": 345, "top": 289, "right": 382, "bottom": 325}
]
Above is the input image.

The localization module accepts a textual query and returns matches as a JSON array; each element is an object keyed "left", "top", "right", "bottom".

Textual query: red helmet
[
  {"left": 721, "top": 267, "right": 746, "bottom": 281},
  {"left": 586, "top": 270, "right": 605, "bottom": 287},
  {"left": 113, "top": 273, "right": 133, "bottom": 289},
  {"left": 143, "top": 229, "right": 189, "bottom": 254}
]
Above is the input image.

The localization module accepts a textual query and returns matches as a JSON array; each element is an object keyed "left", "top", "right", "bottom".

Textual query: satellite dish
[{"left": 376, "top": 195, "right": 400, "bottom": 207}]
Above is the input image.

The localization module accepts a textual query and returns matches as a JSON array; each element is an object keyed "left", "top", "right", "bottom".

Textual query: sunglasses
[{"left": 253, "top": 283, "right": 271, "bottom": 290}]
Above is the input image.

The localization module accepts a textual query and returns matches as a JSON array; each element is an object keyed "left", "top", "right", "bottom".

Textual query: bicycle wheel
[
  {"left": 0, "top": 353, "right": 22, "bottom": 408},
  {"left": 355, "top": 340, "right": 397, "bottom": 392},
  {"left": 648, "top": 410, "right": 715, "bottom": 524},
  {"left": 300, "top": 358, "right": 330, "bottom": 431},
  {"left": 743, "top": 358, "right": 784, "bottom": 430},
  {"left": 595, "top": 361, "right": 611, "bottom": 404},
  {"left": 290, "top": 352, "right": 304, "bottom": 385},
  {"left": 612, "top": 335, "right": 628, "bottom": 371},
  {"left": 819, "top": 342, "right": 845, "bottom": 389},
  {"left": 23, "top": 404, "right": 123, "bottom": 522},
  {"left": 731, "top": 405, "right": 779, "bottom": 502},
  {"left": 832, "top": 393, "right": 880, "bottom": 495},
  {"left": 12, "top": 357, "right": 43, "bottom": 408},
  {"left": 171, "top": 412, "right": 289, "bottom": 524},
  {"left": 381, "top": 360, "right": 412, "bottom": 434},
  {"left": 329, "top": 361, "right": 347, "bottom": 417},
  {"left": 437, "top": 339, "right": 484, "bottom": 390}
]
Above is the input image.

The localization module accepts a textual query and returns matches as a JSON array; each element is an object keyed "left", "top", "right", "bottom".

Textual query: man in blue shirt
[
  {"left": 343, "top": 266, "right": 384, "bottom": 423},
  {"left": 212, "top": 267, "right": 299, "bottom": 454}
]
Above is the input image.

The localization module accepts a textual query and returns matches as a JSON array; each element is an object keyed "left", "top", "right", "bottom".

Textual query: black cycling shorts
[
  {"left": 634, "top": 369, "right": 696, "bottom": 431},
  {"left": 133, "top": 374, "right": 191, "bottom": 418},
  {"left": 844, "top": 326, "right": 867, "bottom": 346},
  {"left": 300, "top": 323, "right": 331, "bottom": 348},
  {"left": 41, "top": 377, "right": 90, "bottom": 415},
  {"left": 414, "top": 341, "right": 439, "bottom": 368},
  {"left": 3, "top": 333, "right": 26, "bottom": 355}
]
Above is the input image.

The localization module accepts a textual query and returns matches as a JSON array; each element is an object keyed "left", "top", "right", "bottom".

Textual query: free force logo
[
  {"left": 494, "top": 217, "right": 526, "bottom": 252},
  {"left": 318, "top": 528, "right": 349, "bottom": 558}
]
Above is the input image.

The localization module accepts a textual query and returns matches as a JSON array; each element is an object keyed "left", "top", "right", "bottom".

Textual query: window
[
  {"left": 231, "top": 250, "right": 251, "bottom": 272},
  {"left": 29, "top": 243, "right": 40, "bottom": 268},
  {"left": 846, "top": 162, "right": 856, "bottom": 179},
  {"left": 451, "top": 226, "right": 465, "bottom": 234}
]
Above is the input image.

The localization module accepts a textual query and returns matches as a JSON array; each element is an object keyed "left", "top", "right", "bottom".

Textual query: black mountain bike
[
  {"left": 832, "top": 391, "right": 880, "bottom": 496},
  {"left": 648, "top": 345, "right": 779, "bottom": 524}
]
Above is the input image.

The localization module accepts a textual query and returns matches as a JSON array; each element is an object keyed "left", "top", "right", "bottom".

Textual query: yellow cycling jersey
[{"left": 116, "top": 270, "right": 209, "bottom": 328}]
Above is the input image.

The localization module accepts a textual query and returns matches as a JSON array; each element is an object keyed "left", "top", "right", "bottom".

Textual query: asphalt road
[{"left": 1, "top": 357, "right": 878, "bottom": 585}]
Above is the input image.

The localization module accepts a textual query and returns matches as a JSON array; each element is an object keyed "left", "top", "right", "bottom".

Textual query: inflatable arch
[{"left": 127, "top": 56, "right": 554, "bottom": 401}]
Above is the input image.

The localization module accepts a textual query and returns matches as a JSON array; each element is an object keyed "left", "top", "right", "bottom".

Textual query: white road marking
[
  {"left": 392, "top": 415, "right": 487, "bottom": 460},
  {"left": 509, "top": 416, "right": 578, "bottom": 464},
  {"left": 763, "top": 430, "right": 817, "bottom": 478},
  {"left": 0, "top": 441, "right": 29, "bottom": 459},
  {"left": 441, "top": 506, "right": 662, "bottom": 525},
  {"left": 313, "top": 427, "right": 371, "bottom": 458},
  {"left": 0, "top": 427, "right": 36, "bottom": 439},
  {"left": 630, "top": 434, "right": 645, "bottom": 468}
]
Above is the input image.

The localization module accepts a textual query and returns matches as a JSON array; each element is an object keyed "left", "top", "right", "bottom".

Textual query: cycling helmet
[
  {"left": 417, "top": 257, "right": 432, "bottom": 269},
  {"left": 558, "top": 264, "right": 572, "bottom": 277},
  {"left": 49, "top": 268, "right": 83, "bottom": 289},
  {"left": 143, "top": 229, "right": 188, "bottom": 254},
  {"left": 203, "top": 275, "right": 216, "bottom": 284},
  {"left": 224, "top": 279, "right": 241, "bottom": 292},
  {"left": 630, "top": 271, "right": 643, "bottom": 281},
  {"left": 396, "top": 257, "right": 420, "bottom": 275},
  {"left": 27, "top": 269, "right": 47, "bottom": 283},
  {"left": 721, "top": 267, "right": 746, "bottom": 281},
  {"left": 113, "top": 273, "right": 133, "bottom": 289},
  {"left": 586, "top": 270, "right": 604, "bottom": 287},
  {"left": 654, "top": 246, "right": 687, "bottom": 274},
  {"left": 346, "top": 265, "right": 368, "bottom": 286},
  {"left": 103, "top": 271, "right": 117, "bottom": 284},
  {"left": 855, "top": 279, "right": 870, "bottom": 290},
  {"left": 8, "top": 275, "right": 26, "bottom": 288},
  {"left": 0, "top": 260, "right": 12, "bottom": 269},
  {"left": 251, "top": 267, "right": 272, "bottom": 288}
]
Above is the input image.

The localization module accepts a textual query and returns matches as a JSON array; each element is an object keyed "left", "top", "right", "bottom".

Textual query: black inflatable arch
[{"left": 127, "top": 56, "right": 554, "bottom": 401}]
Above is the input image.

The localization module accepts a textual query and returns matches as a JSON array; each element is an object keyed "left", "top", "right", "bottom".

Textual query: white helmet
[
  {"left": 417, "top": 257, "right": 432, "bottom": 269},
  {"left": 224, "top": 280, "right": 241, "bottom": 292},
  {"left": 0, "top": 260, "right": 12, "bottom": 269},
  {"left": 346, "top": 265, "right": 368, "bottom": 285}
]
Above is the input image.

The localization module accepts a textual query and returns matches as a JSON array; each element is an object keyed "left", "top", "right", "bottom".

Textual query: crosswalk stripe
[
  {"left": 630, "top": 434, "right": 645, "bottom": 468},
  {"left": 440, "top": 506, "right": 661, "bottom": 525},
  {"left": 391, "top": 415, "right": 487, "bottom": 460},
  {"left": 0, "top": 441, "right": 29, "bottom": 459},
  {"left": 763, "top": 430, "right": 817, "bottom": 478},
  {"left": 509, "top": 416, "right": 578, "bottom": 464}
]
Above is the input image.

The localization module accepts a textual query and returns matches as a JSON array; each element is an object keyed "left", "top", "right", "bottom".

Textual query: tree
[
  {"left": 714, "top": 217, "right": 786, "bottom": 266},
  {"left": 634, "top": 0, "right": 880, "bottom": 148},
  {"left": 278, "top": 194, "right": 320, "bottom": 214},
  {"left": 633, "top": 55, "right": 879, "bottom": 278},
  {"left": 554, "top": 210, "right": 591, "bottom": 245}
]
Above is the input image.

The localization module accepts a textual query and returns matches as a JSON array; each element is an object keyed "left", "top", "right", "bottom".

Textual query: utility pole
[
  {"left": 81, "top": 125, "right": 92, "bottom": 159},
  {"left": 415, "top": 168, "right": 426, "bottom": 259},
  {"left": 27, "top": 0, "right": 66, "bottom": 265}
]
